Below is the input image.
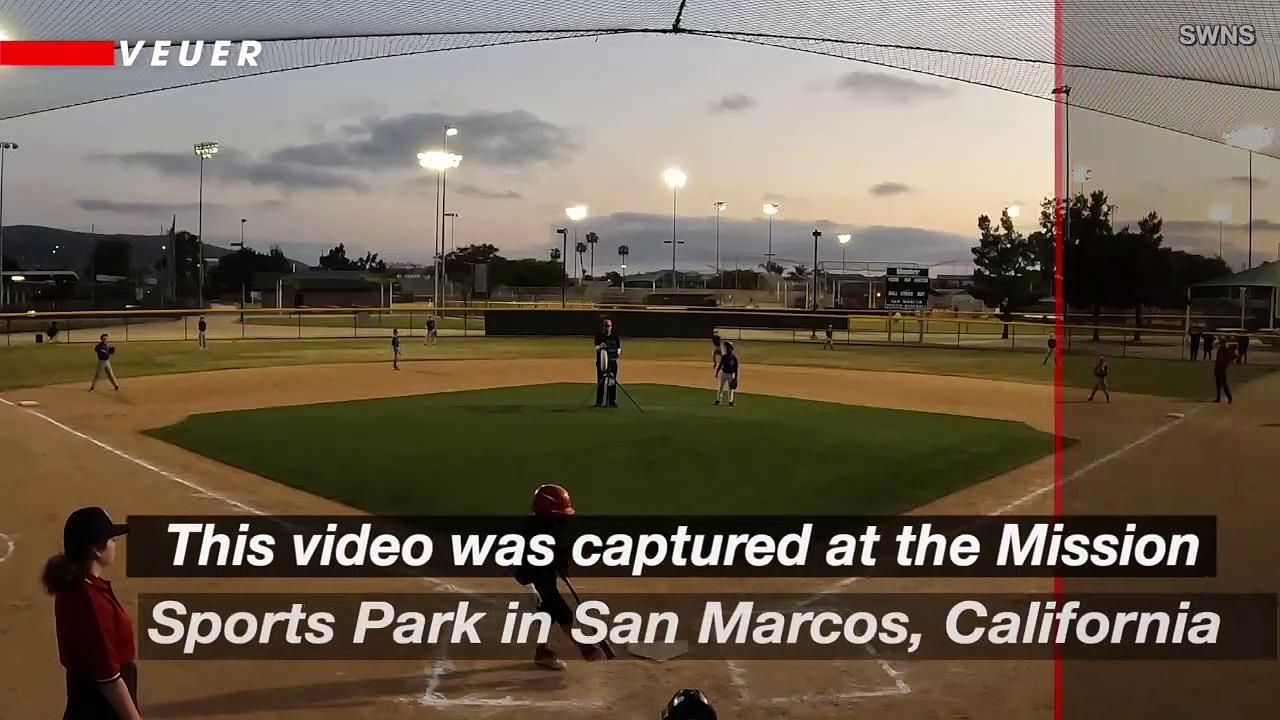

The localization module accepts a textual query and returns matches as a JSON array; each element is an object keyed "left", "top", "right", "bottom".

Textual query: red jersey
[{"left": 54, "top": 576, "right": 136, "bottom": 682}]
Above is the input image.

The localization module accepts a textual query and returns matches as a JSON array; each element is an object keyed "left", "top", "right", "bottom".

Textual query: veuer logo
[
  {"left": 120, "top": 40, "right": 263, "bottom": 67},
  {"left": 1178, "top": 24, "right": 1256, "bottom": 47}
]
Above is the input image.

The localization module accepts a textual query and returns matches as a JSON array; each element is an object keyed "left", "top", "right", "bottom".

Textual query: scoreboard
[{"left": 884, "top": 267, "right": 929, "bottom": 310}]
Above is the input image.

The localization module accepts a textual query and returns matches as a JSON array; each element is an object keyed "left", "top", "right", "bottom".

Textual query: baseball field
[{"left": 2, "top": 328, "right": 1276, "bottom": 719}]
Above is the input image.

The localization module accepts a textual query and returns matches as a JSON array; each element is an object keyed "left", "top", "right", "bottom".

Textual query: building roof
[{"left": 1193, "top": 262, "right": 1280, "bottom": 289}]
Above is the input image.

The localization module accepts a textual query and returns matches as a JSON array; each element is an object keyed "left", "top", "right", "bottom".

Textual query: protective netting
[{"left": 1, "top": 0, "right": 1278, "bottom": 158}]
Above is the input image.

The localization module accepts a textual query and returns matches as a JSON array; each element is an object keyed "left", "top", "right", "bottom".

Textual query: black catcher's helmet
[{"left": 660, "top": 689, "right": 716, "bottom": 720}]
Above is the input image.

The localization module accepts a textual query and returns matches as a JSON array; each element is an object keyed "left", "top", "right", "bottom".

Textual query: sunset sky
[{"left": 0, "top": 31, "right": 1275, "bottom": 273}]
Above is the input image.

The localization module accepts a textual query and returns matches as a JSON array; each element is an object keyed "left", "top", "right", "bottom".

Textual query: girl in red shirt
[{"left": 42, "top": 507, "right": 139, "bottom": 720}]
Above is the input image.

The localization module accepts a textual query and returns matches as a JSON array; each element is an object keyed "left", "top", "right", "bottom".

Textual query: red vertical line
[{"left": 1053, "top": 0, "right": 1066, "bottom": 718}]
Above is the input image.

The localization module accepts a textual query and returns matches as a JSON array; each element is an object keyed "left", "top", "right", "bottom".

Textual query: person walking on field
[
  {"left": 1189, "top": 330, "right": 1201, "bottom": 361},
  {"left": 1202, "top": 333, "right": 1215, "bottom": 361},
  {"left": 1214, "top": 341, "right": 1236, "bottom": 403},
  {"left": 391, "top": 329, "right": 402, "bottom": 371},
  {"left": 716, "top": 340, "right": 739, "bottom": 406},
  {"left": 89, "top": 334, "right": 120, "bottom": 391},
  {"left": 1087, "top": 355, "right": 1110, "bottom": 402},
  {"left": 197, "top": 315, "right": 208, "bottom": 350},
  {"left": 1237, "top": 334, "right": 1249, "bottom": 364},
  {"left": 822, "top": 324, "right": 835, "bottom": 350},
  {"left": 425, "top": 316, "right": 438, "bottom": 345},
  {"left": 43, "top": 507, "right": 139, "bottom": 720}
]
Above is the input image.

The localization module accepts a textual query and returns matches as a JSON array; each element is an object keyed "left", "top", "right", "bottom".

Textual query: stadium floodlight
[
  {"left": 10, "top": 275, "right": 24, "bottom": 282},
  {"left": 762, "top": 203, "right": 780, "bottom": 277},
  {"left": 1007, "top": 205, "right": 1021, "bottom": 218},
  {"left": 193, "top": 141, "right": 219, "bottom": 159},
  {"left": 662, "top": 167, "right": 687, "bottom": 190},
  {"left": 418, "top": 150, "right": 462, "bottom": 171},
  {"left": 762, "top": 202, "right": 779, "bottom": 216},
  {"left": 837, "top": 233, "right": 852, "bottom": 244},
  {"left": 565, "top": 204, "right": 588, "bottom": 222},
  {"left": 445, "top": 126, "right": 459, "bottom": 138}
]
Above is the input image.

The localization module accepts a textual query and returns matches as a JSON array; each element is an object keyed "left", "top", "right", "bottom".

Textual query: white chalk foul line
[
  {"left": 0, "top": 532, "right": 14, "bottom": 564},
  {"left": 757, "top": 407, "right": 1199, "bottom": 705},
  {"left": 0, "top": 396, "right": 601, "bottom": 711}
]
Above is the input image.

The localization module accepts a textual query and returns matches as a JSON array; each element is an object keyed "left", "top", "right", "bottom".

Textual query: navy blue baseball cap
[{"left": 63, "top": 507, "right": 128, "bottom": 556}]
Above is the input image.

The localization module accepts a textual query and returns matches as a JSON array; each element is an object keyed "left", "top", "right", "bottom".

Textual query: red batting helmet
[{"left": 532, "top": 484, "right": 575, "bottom": 516}]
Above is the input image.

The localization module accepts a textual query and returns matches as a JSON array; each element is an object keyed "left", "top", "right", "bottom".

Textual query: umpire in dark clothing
[{"left": 594, "top": 318, "right": 621, "bottom": 408}]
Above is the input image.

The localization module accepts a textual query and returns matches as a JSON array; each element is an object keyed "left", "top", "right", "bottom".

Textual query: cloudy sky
[{"left": 0, "top": 31, "right": 1274, "bottom": 273}]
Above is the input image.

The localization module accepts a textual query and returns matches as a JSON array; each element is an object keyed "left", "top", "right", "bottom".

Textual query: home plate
[
  {"left": 1165, "top": 412, "right": 1185, "bottom": 419},
  {"left": 17, "top": 400, "right": 39, "bottom": 407},
  {"left": 627, "top": 640, "right": 689, "bottom": 662}
]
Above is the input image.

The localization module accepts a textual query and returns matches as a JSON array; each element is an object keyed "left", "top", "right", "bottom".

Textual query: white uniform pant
[
  {"left": 91, "top": 360, "right": 118, "bottom": 389},
  {"left": 717, "top": 373, "right": 735, "bottom": 403}
]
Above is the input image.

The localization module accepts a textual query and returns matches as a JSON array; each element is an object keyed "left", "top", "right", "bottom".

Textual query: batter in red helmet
[{"left": 515, "top": 484, "right": 607, "bottom": 670}]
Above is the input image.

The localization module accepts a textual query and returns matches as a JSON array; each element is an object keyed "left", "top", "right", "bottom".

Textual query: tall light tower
[
  {"left": 418, "top": 149, "right": 463, "bottom": 313},
  {"left": 565, "top": 204, "right": 588, "bottom": 280},
  {"left": 762, "top": 202, "right": 780, "bottom": 291},
  {"left": 556, "top": 228, "right": 569, "bottom": 307},
  {"left": 1223, "top": 126, "right": 1275, "bottom": 268},
  {"left": 193, "top": 141, "right": 219, "bottom": 308},
  {"left": 662, "top": 168, "right": 687, "bottom": 289},
  {"left": 1209, "top": 205, "right": 1232, "bottom": 258},
  {"left": 713, "top": 201, "right": 727, "bottom": 287},
  {"left": 837, "top": 233, "right": 851, "bottom": 308},
  {"left": 810, "top": 229, "right": 822, "bottom": 310},
  {"left": 0, "top": 141, "right": 17, "bottom": 309}
]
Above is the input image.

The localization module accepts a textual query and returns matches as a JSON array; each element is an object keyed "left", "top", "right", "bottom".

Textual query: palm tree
[
  {"left": 575, "top": 241, "right": 588, "bottom": 280},
  {"left": 550, "top": 247, "right": 561, "bottom": 262},
  {"left": 618, "top": 244, "right": 630, "bottom": 284},
  {"left": 785, "top": 264, "right": 810, "bottom": 283},
  {"left": 585, "top": 231, "right": 599, "bottom": 277}
]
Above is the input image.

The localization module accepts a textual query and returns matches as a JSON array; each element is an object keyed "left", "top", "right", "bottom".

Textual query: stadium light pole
[
  {"left": 1209, "top": 205, "right": 1232, "bottom": 258},
  {"left": 1051, "top": 85, "right": 1070, "bottom": 297},
  {"left": 557, "top": 228, "right": 569, "bottom": 307},
  {"left": 662, "top": 168, "right": 687, "bottom": 290},
  {"left": 811, "top": 229, "right": 822, "bottom": 310},
  {"left": 1223, "top": 126, "right": 1274, "bottom": 269},
  {"left": 1072, "top": 165, "right": 1092, "bottom": 195},
  {"left": 441, "top": 126, "right": 458, "bottom": 300},
  {"left": 763, "top": 202, "right": 779, "bottom": 294},
  {"left": 193, "top": 141, "right": 219, "bottom": 309},
  {"left": 0, "top": 141, "right": 17, "bottom": 309},
  {"left": 418, "top": 149, "right": 463, "bottom": 314},
  {"left": 713, "top": 201, "right": 727, "bottom": 288},
  {"left": 838, "top": 233, "right": 851, "bottom": 308},
  {"left": 565, "top": 204, "right": 588, "bottom": 281}
]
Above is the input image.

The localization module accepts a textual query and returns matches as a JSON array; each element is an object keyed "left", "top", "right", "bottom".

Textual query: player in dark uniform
[
  {"left": 822, "top": 324, "right": 835, "bottom": 350},
  {"left": 391, "top": 329, "right": 402, "bottom": 370},
  {"left": 1214, "top": 341, "right": 1236, "bottom": 403},
  {"left": 594, "top": 318, "right": 621, "bottom": 408},
  {"left": 197, "top": 315, "right": 208, "bottom": 349},
  {"left": 514, "top": 484, "right": 607, "bottom": 670},
  {"left": 661, "top": 688, "right": 717, "bottom": 719},
  {"left": 89, "top": 334, "right": 120, "bottom": 391}
]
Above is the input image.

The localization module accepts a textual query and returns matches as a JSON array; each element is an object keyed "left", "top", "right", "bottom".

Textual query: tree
[
  {"left": 785, "top": 265, "right": 810, "bottom": 283},
  {"left": 617, "top": 244, "right": 630, "bottom": 282},
  {"left": 585, "top": 231, "right": 599, "bottom": 277},
  {"left": 208, "top": 245, "right": 292, "bottom": 295},
  {"left": 319, "top": 243, "right": 359, "bottom": 271},
  {"left": 971, "top": 208, "right": 1037, "bottom": 339},
  {"left": 575, "top": 241, "right": 588, "bottom": 280},
  {"left": 1062, "top": 190, "right": 1120, "bottom": 340},
  {"left": 759, "top": 260, "right": 784, "bottom": 275},
  {"left": 90, "top": 239, "right": 133, "bottom": 279},
  {"left": 603, "top": 270, "right": 623, "bottom": 286},
  {"left": 355, "top": 251, "right": 387, "bottom": 273},
  {"left": 1028, "top": 196, "right": 1059, "bottom": 290},
  {"left": 549, "top": 247, "right": 561, "bottom": 263}
]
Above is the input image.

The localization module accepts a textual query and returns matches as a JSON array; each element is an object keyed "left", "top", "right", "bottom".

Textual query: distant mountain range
[{"left": 0, "top": 225, "right": 307, "bottom": 274}]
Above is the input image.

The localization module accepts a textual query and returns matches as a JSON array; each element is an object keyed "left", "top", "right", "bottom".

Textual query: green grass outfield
[
  {"left": 0, "top": 336, "right": 1270, "bottom": 398},
  {"left": 146, "top": 383, "right": 1053, "bottom": 515}
]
